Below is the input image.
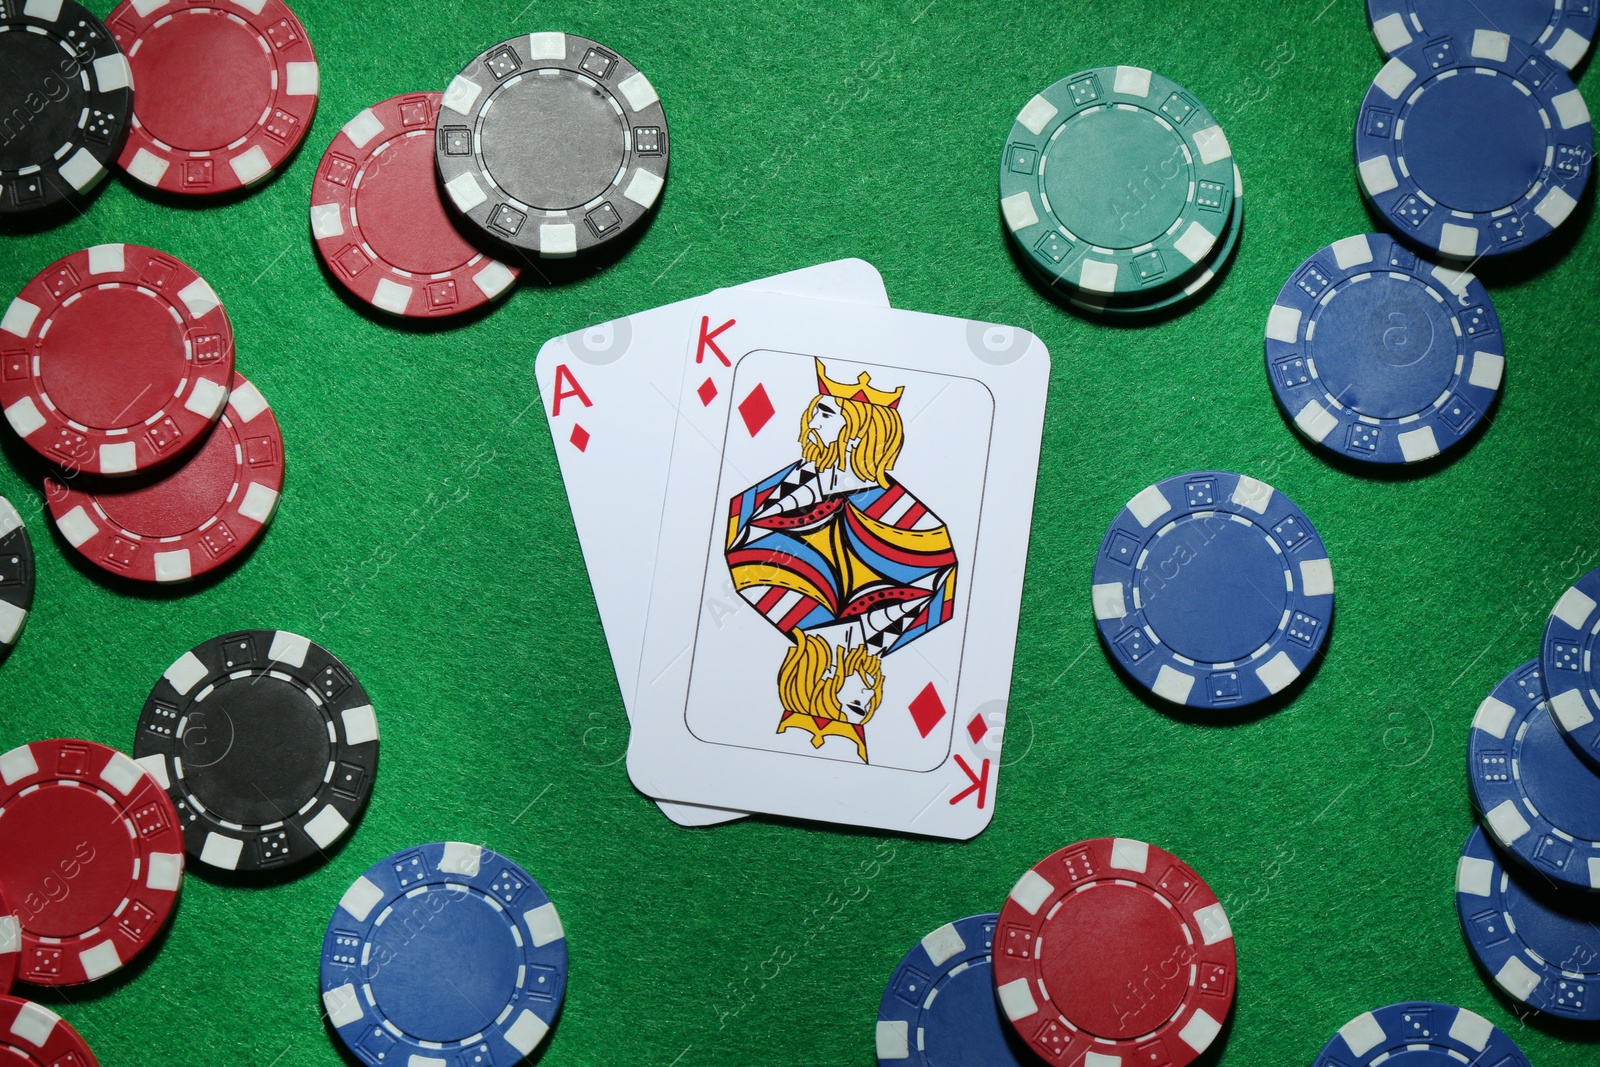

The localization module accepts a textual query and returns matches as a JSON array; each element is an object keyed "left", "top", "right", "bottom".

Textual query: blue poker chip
[
  {"left": 875, "top": 913, "right": 1031, "bottom": 1067},
  {"left": 1313, "top": 1001, "right": 1532, "bottom": 1066},
  {"left": 1264, "top": 234, "right": 1503, "bottom": 466},
  {"left": 1470, "top": 659, "right": 1600, "bottom": 891},
  {"left": 1457, "top": 826, "right": 1600, "bottom": 1020},
  {"left": 1355, "top": 29, "right": 1595, "bottom": 260},
  {"left": 1091, "top": 471, "right": 1334, "bottom": 709},
  {"left": 320, "top": 842, "right": 567, "bottom": 1064},
  {"left": 1367, "top": 0, "right": 1597, "bottom": 72},
  {"left": 1544, "top": 566, "right": 1600, "bottom": 775}
]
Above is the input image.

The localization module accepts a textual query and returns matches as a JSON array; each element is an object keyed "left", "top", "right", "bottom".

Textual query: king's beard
[{"left": 801, "top": 430, "right": 849, "bottom": 473}]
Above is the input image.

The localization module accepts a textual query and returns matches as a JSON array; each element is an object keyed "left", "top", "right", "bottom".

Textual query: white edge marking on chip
[
  {"left": 623, "top": 168, "right": 663, "bottom": 209},
  {"left": 1535, "top": 186, "right": 1578, "bottom": 229},
  {"left": 1472, "top": 29, "right": 1512, "bottom": 63},
  {"left": 1114, "top": 66, "right": 1152, "bottom": 98},
  {"left": 285, "top": 61, "right": 318, "bottom": 96},
  {"left": 504, "top": 1009, "right": 550, "bottom": 1055},
  {"left": 1008, "top": 869, "right": 1054, "bottom": 915},
  {"left": 1554, "top": 584, "right": 1599, "bottom": 629},
  {"left": 135, "top": 753, "right": 170, "bottom": 789},
  {"left": 875, "top": 1020, "right": 910, "bottom": 1060},
  {"left": 5, "top": 397, "right": 45, "bottom": 439},
  {"left": 1372, "top": 12, "right": 1413, "bottom": 52},
  {"left": 342, "top": 704, "right": 379, "bottom": 745},
  {"left": 1077, "top": 258, "right": 1118, "bottom": 293},
  {"left": 440, "top": 841, "right": 482, "bottom": 876},
  {"left": 164, "top": 650, "right": 210, "bottom": 695},
  {"left": 232, "top": 0, "right": 266, "bottom": 14},
  {"left": 1496, "top": 955, "right": 1542, "bottom": 999},
  {"left": 1295, "top": 399, "right": 1339, "bottom": 443},
  {"left": 372, "top": 278, "right": 414, "bottom": 316},
  {"left": 1429, "top": 262, "right": 1474, "bottom": 299},
  {"left": 229, "top": 380, "right": 268, "bottom": 422},
  {"left": 100, "top": 441, "right": 138, "bottom": 475},
  {"left": 0, "top": 499, "right": 18, "bottom": 538},
  {"left": 343, "top": 107, "right": 385, "bottom": 149},
  {"left": 339, "top": 876, "right": 386, "bottom": 921},
  {"left": 1448, "top": 1007, "right": 1494, "bottom": 1052},
  {"left": 268, "top": 631, "right": 311, "bottom": 668},
  {"left": 1359, "top": 154, "right": 1399, "bottom": 197},
  {"left": 303, "top": 806, "right": 350, "bottom": 849},
  {"left": 230, "top": 145, "right": 272, "bottom": 186},
  {"left": 58, "top": 148, "right": 102, "bottom": 192},
  {"left": 1110, "top": 838, "right": 1149, "bottom": 872},
  {"left": 1265, "top": 303, "right": 1303, "bottom": 344},
  {"left": 79, "top": 940, "right": 122, "bottom": 980},
  {"left": 1547, "top": 30, "right": 1589, "bottom": 72},
  {"left": 1485, "top": 799, "right": 1532, "bottom": 844},
  {"left": 1589, "top": 856, "right": 1600, "bottom": 890},
  {"left": 1091, "top": 582, "right": 1127, "bottom": 621},
  {"left": 0, "top": 913, "right": 18, "bottom": 955},
  {"left": 528, "top": 31, "right": 567, "bottom": 59},
  {"left": 525, "top": 901, "right": 565, "bottom": 946},
  {"left": 1374, "top": 57, "right": 1417, "bottom": 100},
  {"left": 201, "top": 832, "right": 244, "bottom": 870},
  {"left": 129, "top": 0, "right": 167, "bottom": 14},
  {"left": 1473, "top": 695, "right": 1515, "bottom": 740},
  {"left": 1255, "top": 651, "right": 1300, "bottom": 695},
  {"left": 0, "top": 744, "right": 40, "bottom": 785},
  {"left": 1084, "top": 1053, "right": 1120, "bottom": 1067},
  {"left": 1180, "top": 1008, "right": 1223, "bottom": 1053},
  {"left": 1332, "top": 234, "right": 1374, "bottom": 269},
  {"left": 1439, "top": 222, "right": 1480, "bottom": 260},
  {"left": 323, "top": 983, "right": 365, "bottom": 1028},
  {"left": 1231, "top": 476, "right": 1272, "bottom": 514},
  {"left": 239, "top": 482, "right": 279, "bottom": 525},
  {"left": 921, "top": 921, "right": 966, "bottom": 967},
  {"left": 147, "top": 851, "right": 183, "bottom": 891},
  {"left": 10, "top": 998, "right": 62, "bottom": 1047},
  {"left": 1194, "top": 901, "right": 1233, "bottom": 945},
  {"left": 1468, "top": 352, "right": 1504, "bottom": 391},
  {"left": 1190, "top": 124, "right": 1230, "bottom": 166},
  {"left": 618, "top": 71, "right": 659, "bottom": 111},
  {"left": 177, "top": 276, "right": 220, "bottom": 319},
  {"left": 184, "top": 376, "right": 229, "bottom": 421},
  {"left": 1340, "top": 1012, "right": 1387, "bottom": 1057},
  {"left": 1016, "top": 94, "right": 1058, "bottom": 136},
  {"left": 540, "top": 223, "right": 578, "bottom": 258},
  {"left": 1550, "top": 688, "right": 1596, "bottom": 730},
  {"left": 441, "top": 76, "right": 483, "bottom": 117},
  {"left": 127, "top": 147, "right": 171, "bottom": 187},
  {"left": 996, "top": 977, "right": 1038, "bottom": 1021},
  {"left": 0, "top": 602, "right": 26, "bottom": 645},
  {"left": 1128, "top": 484, "right": 1172, "bottom": 528},
  {"left": 100, "top": 750, "right": 141, "bottom": 795},
  {"left": 88, "top": 243, "right": 125, "bottom": 274},
  {"left": 24, "top": 0, "right": 65, "bottom": 22},
  {"left": 1153, "top": 664, "right": 1196, "bottom": 704},
  {"left": 56, "top": 505, "right": 99, "bottom": 548},
  {"left": 1456, "top": 853, "right": 1494, "bottom": 896},
  {"left": 1, "top": 298, "right": 40, "bottom": 338},
  {"left": 474, "top": 261, "right": 516, "bottom": 299},
  {"left": 1398, "top": 425, "right": 1440, "bottom": 462},
  {"left": 1174, "top": 220, "right": 1216, "bottom": 266},
  {"left": 999, "top": 191, "right": 1039, "bottom": 232},
  {"left": 310, "top": 201, "right": 344, "bottom": 239},
  {"left": 1300, "top": 558, "right": 1334, "bottom": 597}
]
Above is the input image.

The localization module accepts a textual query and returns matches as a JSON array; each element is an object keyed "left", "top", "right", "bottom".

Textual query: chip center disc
[
  {"left": 920, "top": 959, "right": 1019, "bottom": 1064},
  {"left": 368, "top": 888, "right": 523, "bottom": 1041},
  {"left": 39, "top": 287, "right": 185, "bottom": 430},
  {"left": 1520, "top": 706, "right": 1600, "bottom": 839},
  {"left": 1310, "top": 276, "right": 1455, "bottom": 418},
  {"left": 0, "top": 34, "right": 86, "bottom": 171},
  {"left": 1404, "top": 73, "right": 1545, "bottom": 213},
  {"left": 179, "top": 674, "right": 331, "bottom": 826},
  {"left": 356, "top": 132, "right": 480, "bottom": 275},
  {"left": 1044, "top": 108, "right": 1189, "bottom": 249},
  {"left": 96, "top": 418, "right": 237, "bottom": 536},
  {"left": 480, "top": 71, "right": 625, "bottom": 211},
  {"left": 0, "top": 785, "right": 137, "bottom": 937},
  {"left": 128, "top": 13, "right": 273, "bottom": 152},
  {"left": 1140, "top": 517, "right": 1286, "bottom": 664},
  {"left": 1040, "top": 884, "right": 1188, "bottom": 1039}
]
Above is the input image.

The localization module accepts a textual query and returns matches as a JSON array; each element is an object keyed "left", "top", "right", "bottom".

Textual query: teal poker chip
[{"left": 1000, "top": 66, "right": 1235, "bottom": 297}]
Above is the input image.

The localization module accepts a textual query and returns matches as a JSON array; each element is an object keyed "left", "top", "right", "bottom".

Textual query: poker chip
[
  {"left": 0, "top": 879, "right": 18, "bottom": 996},
  {"left": 1000, "top": 66, "right": 1235, "bottom": 297},
  {"left": 1313, "top": 1000, "right": 1532, "bottom": 1067},
  {"left": 108, "top": 0, "right": 318, "bottom": 195},
  {"left": 1, "top": 244, "right": 235, "bottom": 476},
  {"left": 0, "top": 996, "right": 99, "bottom": 1066},
  {"left": 0, "top": 497, "right": 33, "bottom": 655},
  {"left": 45, "top": 372, "right": 282, "bottom": 584},
  {"left": 1091, "top": 471, "right": 1335, "bottom": 709},
  {"left": 875, "top": 913, "right": 1032, "bottom": 1067},
  {"left": 311, "top": 93, "right": 519, "bottom": 317},
  {"left": 436, "top": 32, "right": 670, "bottom": 258},
  {"left": 1458, "top": 825, "right": 1600, "bottom": 1019},
  {"left": 1356, "top": 29, "right": 1595, "bottom": 259},
  {"left": 1367, "top": 0, "right": 1597, "bottom": 71},
  {"left": 1265, "top": 233, "right": 1503, "bottom": 465},
  {"left": 1543, "top": 565, "right": 1600, "bottom": 774},
  {"left": 1470, "top": 659, "right": 1600, "bottom": 891},
  {"left": 0, "top": 0, "right": 132, "bottom": 214},
  {"left": 134, "top": 630, "right": 378, "bottom": 872},
  {"left": 321, "top": 842, "right": 567, "bottom": 1064},
  {"left": 993, "top": 839, "right": 1234, "bottom": 1067},
  {"left": 0, "top": 739, "right": 184, "bottom": 985}
]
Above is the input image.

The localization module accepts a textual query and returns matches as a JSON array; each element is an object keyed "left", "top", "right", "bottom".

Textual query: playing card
[
  {"left": 535, "top": 261, "right": 890, "bottom": 827},
  {"left": 627, "top": 291, "right": 1049, "bottom": 839}
]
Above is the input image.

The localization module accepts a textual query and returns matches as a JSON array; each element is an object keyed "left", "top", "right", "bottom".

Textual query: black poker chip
[
  {"left": 0, "top": 496, "right": 32, "bottom": 656},
  {"left": 0, "top": 0, "right": 133, "bottom": 214},
  {"left": 134, "top": 630, "right": 379, "bottom": 873}
]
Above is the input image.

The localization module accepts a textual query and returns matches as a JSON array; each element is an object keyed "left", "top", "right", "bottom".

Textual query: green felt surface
[{"left": 3, "top": 1, "right": 1600, "bottom": 1064}]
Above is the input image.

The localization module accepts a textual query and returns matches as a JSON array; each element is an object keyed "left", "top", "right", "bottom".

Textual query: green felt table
[{"left": 3, "top": 0, "right": 1600, "bottom": 1064}]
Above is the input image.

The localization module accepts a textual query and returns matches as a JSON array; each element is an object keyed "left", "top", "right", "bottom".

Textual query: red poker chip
[
  {"left": 993, "top": 838, "right": 1236, "bottom": 1067},
  {"left": 45, "top": 372, "right": 283, "bottom": 584},
  {"left": 0, "top": 244, "right": 235, "bottom": 476},
  {"left": 311, "top": 92, "right": 520, "bottom": 318},
  {"left": 0, "top": 996, "right": 99, "bottom": 1065},
  {"left": 0, "top": 739, "right": 185, "bottom": 986},
  {"left": 0, "top": 879, "right": 17, "bottom": 995},
  {"left": 109, "top": 0, "right": 319, "bottom": 195}
]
